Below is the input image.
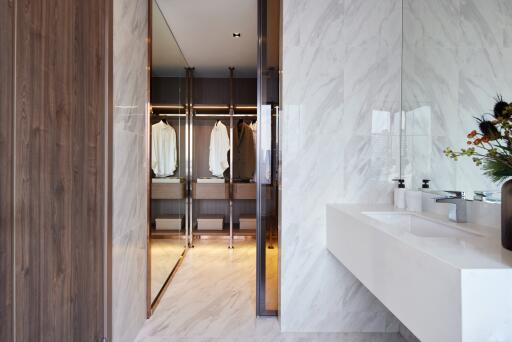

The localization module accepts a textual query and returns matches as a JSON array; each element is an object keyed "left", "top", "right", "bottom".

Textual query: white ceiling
[{"left": 154, "top": 0, "right": 257, "bottom": 78}]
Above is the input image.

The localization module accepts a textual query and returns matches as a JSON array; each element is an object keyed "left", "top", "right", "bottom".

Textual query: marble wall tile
[
  {"left": 403, "top": 0, "right": 461, "bottom": 48},
  {"left": 504, "top": 0, "right": 512, "bottom": 47},
  {"left": 460, "top": 0, "right": 504, "bottom": 48},
  {"left": 112, "top": 0, "right": 148, "bottom": 341},
  {"left": 281, "top": 0, "right": 401, "bottom": 332}
]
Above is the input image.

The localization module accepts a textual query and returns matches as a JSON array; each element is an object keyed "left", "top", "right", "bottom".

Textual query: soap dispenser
[
  {"left": 405, "top": 180, "right": 425, "bottom": 212},
  {"left": 393, "top": 179, "right": 406, "bottom": 209}
]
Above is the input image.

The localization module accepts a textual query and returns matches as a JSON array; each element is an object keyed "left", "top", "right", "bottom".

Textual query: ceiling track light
[{"left": 232, "top": 32, "right": 241, "bottom": 38}]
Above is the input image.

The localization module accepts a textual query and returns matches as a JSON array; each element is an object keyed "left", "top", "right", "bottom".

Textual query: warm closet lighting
[
  {"left": 151, "top": 105, "right": 185, "bottom": 109},
  {"left": 193, "top": 105, "right": 230, "bottom": 109}
]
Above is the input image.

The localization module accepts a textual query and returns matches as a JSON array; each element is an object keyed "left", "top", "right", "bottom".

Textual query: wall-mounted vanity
[{"left": 327, "top": 203, "right": 512, "bottom": 342}]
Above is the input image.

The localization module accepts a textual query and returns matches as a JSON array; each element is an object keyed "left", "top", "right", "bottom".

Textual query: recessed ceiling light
[{"left": 233, "top": 32, "right": 241, "bottom": 38}]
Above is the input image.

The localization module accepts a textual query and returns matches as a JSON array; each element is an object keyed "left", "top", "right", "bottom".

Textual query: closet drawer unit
[
  {"left": 233, "top": 183, "right": 256, "bottom": 199},
  {"left": 192, "top": 183, "right": 229, "bottom": 199},
  {"left": 197, "top": 215, "right": 224, "bottom": 230},
  {"left": 239, "top": 214, "right": 256, "bottom": 230},
  {"left": 151, "top": 182, "right": 185, "bottom": 199},
  {"left": 155, "top": 215, "right": 183, "bottom": 230}
]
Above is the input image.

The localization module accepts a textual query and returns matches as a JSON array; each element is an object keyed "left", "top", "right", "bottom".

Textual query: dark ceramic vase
[{"left": 502, "top": 179, "right": 512, "bottom": 251}]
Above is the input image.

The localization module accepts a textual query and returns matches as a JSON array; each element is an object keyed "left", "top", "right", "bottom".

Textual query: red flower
[
  {"left": 467, "top": 141, "right": 472, "bottom": 145},
  {"left": 474, "top": 138, "right": 482, "bottom": 145},
  {"left": 467, "top": 130, "right": 477, "bottom": 138},
  {"left": 481, "top": 136, "right": 490, "bottom": 143}
]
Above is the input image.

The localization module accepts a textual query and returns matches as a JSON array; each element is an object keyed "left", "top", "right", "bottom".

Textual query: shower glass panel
[{"left": 149, "top": 0, "right": 188, "bottom": 308}]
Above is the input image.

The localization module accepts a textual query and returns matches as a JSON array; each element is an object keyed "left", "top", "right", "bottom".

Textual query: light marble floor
[
  {"left": 151, "top": 239, "right": 186, "bottom": 301},
  {"left": 136, "top": 240, "right": 405, "bottom": 342}
]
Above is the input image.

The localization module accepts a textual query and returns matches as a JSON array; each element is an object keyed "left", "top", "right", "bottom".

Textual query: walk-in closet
[{"left": 148, "top": 0, "right": 280, "bottom": 317}]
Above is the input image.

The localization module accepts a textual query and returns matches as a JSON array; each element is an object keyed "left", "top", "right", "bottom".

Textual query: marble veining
[
  {"left": 136, "top": 240, "right": 405, "bottom": 342},
  {"left": 402, "top": 0, "right": 512, "bottom": 196},
  {"left": 281, "top": 0, "right": 401, "bottom": 332},
  {"left": 112, "top": 0, "right": 149, "bottom": 341}
]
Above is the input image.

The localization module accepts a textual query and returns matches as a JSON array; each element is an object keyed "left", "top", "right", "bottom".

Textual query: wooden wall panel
[
  {"left": 0, "top": 0, "right": 14, "bottom": 340},
  {"left": 12, "top": 0, "right": 111, "bottom": 341}
]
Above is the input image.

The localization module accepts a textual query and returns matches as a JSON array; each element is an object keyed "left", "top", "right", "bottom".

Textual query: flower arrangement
[{"left": 444, "top": 95, "right": 512, "bottom": 183}]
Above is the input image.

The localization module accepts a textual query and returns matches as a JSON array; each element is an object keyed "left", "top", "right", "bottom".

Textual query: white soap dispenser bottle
[{"left": 393, "top": 179, "right": 406, "bottom": 209}]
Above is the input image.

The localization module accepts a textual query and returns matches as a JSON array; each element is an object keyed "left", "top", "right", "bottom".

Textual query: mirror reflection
[
  {"left": 149, "top": 0, "right": 188, "bottom": 305},
  {"left": 401, "top": 0, "right": 512, "bottom": 202}
]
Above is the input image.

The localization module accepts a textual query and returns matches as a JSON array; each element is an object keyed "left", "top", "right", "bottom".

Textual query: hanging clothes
[
  {"left": 209, "top": 121, "right": 230, "bottom": 177},
  {"left": 233, "top": 121, "right": 256, "bottom": 180},
  {"left": 151, "top": 120, "right": 178, "bottom": 177}
]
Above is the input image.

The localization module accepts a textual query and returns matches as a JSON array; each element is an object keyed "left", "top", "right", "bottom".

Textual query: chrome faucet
[{"left": 435, "top": 191, "right": 467, "bottom": 223}]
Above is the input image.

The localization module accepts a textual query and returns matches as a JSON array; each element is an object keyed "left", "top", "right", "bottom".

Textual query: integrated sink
[{"left": 362, "top": 212, "right": 481, "bottom": 239}]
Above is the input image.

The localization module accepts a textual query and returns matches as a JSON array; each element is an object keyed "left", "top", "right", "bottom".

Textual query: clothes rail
[
  {"left": 232, "top": 114, "right": 257, "bottom": 117},
  {"left": 194, "top": 114, "right": 231, "bottom": 118},
  {"left": 193, "top": 105, "right": 230, "bottom": 110}
]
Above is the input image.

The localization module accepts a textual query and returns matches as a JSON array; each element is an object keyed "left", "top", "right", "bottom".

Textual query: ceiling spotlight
[{"left": 233, "top": 32, "right": 241, "bottom": 38}]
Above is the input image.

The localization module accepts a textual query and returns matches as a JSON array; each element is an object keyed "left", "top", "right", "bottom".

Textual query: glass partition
[{"left": 256, "top": 0, "right": 279, "bottom": 315}]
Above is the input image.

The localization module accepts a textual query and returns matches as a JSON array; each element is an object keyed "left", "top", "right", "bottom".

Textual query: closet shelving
[
  {"left": 188, "top": 68, "right": 257, "bottom": 248},
  {"left": 149, "top": 104, "right": 188, "bottom": 240},
  {"left": 150, "top": 67, "right": 257, "bottom": 248}
]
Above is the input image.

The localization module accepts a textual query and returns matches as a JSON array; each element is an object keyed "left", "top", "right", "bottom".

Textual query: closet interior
[
  {"left": 148, "top": 0, "right": 280, "bottom": 316},
  {"left": 152, "top": 69, "right": 259, "bottom": 248}
]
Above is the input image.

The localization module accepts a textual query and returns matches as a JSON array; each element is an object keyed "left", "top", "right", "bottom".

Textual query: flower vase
[{"left": 502, "top": 179, "right": 512, "bottom": 251}]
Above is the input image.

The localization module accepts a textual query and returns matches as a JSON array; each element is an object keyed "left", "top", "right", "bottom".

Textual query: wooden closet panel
[
  {"left": 14, "top": 0, "right": 109, "bottom": 341},
  {"left": 0, "top": 0, "right": 14, "bottom": 340}
]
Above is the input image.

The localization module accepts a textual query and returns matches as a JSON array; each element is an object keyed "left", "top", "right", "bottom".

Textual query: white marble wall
[
  {"left": 112, "top": 0, "right": 148, "bottom": 341},
  {"left": 402, "top": 0, "right": 512, "bottom": 196},
  {"left": 281, "top": 0, "right": 402, "bottom": 332}
]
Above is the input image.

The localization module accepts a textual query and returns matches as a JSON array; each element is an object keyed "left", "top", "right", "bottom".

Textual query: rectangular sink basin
[{"left": 363, "top": 212, "right": 480, "bottom": 239}]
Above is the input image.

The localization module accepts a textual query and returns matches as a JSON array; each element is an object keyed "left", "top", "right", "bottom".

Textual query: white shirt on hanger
[
  {"left": 152, "top": 120, "right": 178, "bottom": 177},
  {"left": 209, "top": 121, "right": 230, "bottom": 177}
]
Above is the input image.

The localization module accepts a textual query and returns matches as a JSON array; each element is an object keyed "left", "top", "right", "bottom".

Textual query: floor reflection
[{"left": 150, "top": 239, "right": 185, "bottom": 301}]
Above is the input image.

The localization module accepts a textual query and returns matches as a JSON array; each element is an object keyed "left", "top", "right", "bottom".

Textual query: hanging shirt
[
  {"left": 151, "top": 120, "right": 178, "bottom": 177},
  {"left": 209, "top": 121, "right": 230, "bottom": 177}
]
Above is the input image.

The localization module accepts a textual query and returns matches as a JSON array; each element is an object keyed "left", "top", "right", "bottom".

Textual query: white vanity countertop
[
  {"left": 327, "top": 204, "right": 512, "bottom": 342},
  {"left": 330, "top": 204, "right": 512, "bottom": 270}
]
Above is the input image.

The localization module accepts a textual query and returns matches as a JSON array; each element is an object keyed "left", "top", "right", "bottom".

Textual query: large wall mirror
[
  {"left": 148, "top": 0, "right": 188, "bottom": 308},
  {"left": 401, "top": 0, "right": 512, "bottom": 202}
]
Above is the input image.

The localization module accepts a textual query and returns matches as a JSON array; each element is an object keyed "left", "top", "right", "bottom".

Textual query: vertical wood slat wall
[
  {"left": 0, "top": 0, "right": 15, "bottom": 341},
  {"left": 1, "top": 0, "right": 112, "bottom": 340}
]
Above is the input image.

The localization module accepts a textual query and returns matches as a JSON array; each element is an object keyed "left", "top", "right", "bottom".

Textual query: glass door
[{"left": 256, "top": 0, "right": 280, "bottom": 316}]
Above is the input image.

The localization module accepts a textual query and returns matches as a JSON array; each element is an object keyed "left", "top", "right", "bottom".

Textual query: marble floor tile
[{"left": 136, "top": 240, "right": 405, "bottom": 342}]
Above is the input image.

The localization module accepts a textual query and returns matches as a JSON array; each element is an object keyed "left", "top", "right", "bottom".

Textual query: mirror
[
  {"left": 401, "top": 0, "right": 512, "bottom": 201},
  {"left": 149, "top": 0, "right": 188, "bottom": 305}
]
